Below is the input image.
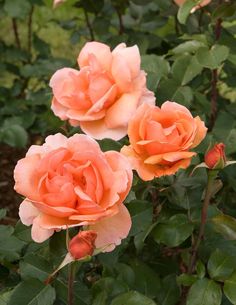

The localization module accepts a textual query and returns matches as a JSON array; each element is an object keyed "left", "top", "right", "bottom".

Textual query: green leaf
[
  {"left": 177, "top": 0, "right": 202, "bottom": 24},
  {"left": 152, "top": 214, "right": 194, "bottom": 247},
  {"left": 98, "top": 139, "right": 122, "bottom": 152},
  {"left": 0, "top": 290, "right": 12, "bottom": 305},
  {"left": 196, "top": 45, "right": 229, "bottom": 69},
  {"left": 208, "top": 249, "right": 236, "bottom": 281},
  {"left": 93, "top": 277, "right": 128, "bottom": 299},
  {"left": 212, "top": 214, "right": 236, "bottom": 240},
  {"left": 0, "top": 225, "right": 25, "bottom": 261},
  {"left": 110, "top": 291, "right": 156, "bottom": 305},
  {"left": 0, "top": 209, "right": 6, "bottom": 220},
  {"left": 177, "top": 274, "right": 198, "bottom": 286},
  {"left": 171, "top": 40, "right": 206, "bottom": 55},
  {"left": 20, "top": 254, "right": 52, "bottom": 281},
  {"left": 196, "top": 260, "right": 205, "bottom": 279},
  {"left": 172, "top": 55, "right": 203, "bottom": 85},
  {"left": 14, "top": 221, "right": 32, "bottom": 242},
  {"left": 55, "top": 278, "right": 92, "bottom": 305},
  {"left": 131, "top": 260, "right": 160, "bottom": 298},
  {"left": 186, "top": 278, "right": 222, "bottom": 305},
  {"left": 8, "top": 279, "right": 56, "bottom": 305},
  {"left": 156, "top": 274, "right": 180, "bottom": 305},
  {"left": 128, "top": 200, "right": 153, "bottom": 236},
  {"left": 4, "top": 0, "right": 31, "bottom": 19},
  {"left": 224, "top": 271, "right": 236, "bottom": 304},
  {"left": 141, "top": 55, "right": 170, "bottom": 90},
  {"left": 0, "top": 124, "right": 28, "bottom": 148}
]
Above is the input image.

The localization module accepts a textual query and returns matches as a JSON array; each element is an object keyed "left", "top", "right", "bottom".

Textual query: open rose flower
[
  {"left": 174, "top": 0, "right": 211, "bottom": 13},
  {"left": 121, "top": 102, "right": 207, "bottom": 181},
  {"left": 14, "top": 133, "right": 132, "bottom": 252},
  {"left": 49, "top": 42, "right": 155, "bottom": 140}
]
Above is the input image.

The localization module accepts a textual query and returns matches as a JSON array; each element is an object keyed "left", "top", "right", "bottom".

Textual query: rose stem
[
  {"left": 68, "top": 263, "right": 76, "bottom": 305},
  {"left": 187, "top": 170, "right": 217, "bottom": 274}
]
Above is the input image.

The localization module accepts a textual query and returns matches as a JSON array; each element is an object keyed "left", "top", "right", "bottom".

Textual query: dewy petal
[
  {"left": 80, "top": 119, "right": 127, "bottom": 140},
  {"left": 78, "top": 42, "right": 112, "bottom": 71},
  {"left": 89, "top": 204, "right": 131, "bottom": 252},
  {"left": 19, "top": 199, "right": 40, "bottom": 226}
]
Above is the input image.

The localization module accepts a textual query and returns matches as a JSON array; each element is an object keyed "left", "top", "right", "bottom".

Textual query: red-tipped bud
[
  {"left": 204, "top": 143, "right": 226, "bottom": 169},
  {"left": 69, "top": 230, "right": 97, "bottom": 260}
]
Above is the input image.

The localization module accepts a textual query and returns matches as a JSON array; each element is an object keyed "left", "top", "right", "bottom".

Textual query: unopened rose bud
[
  {"left": 205, "top": 143, "right": 226, "bottom": 169},
  {"left": 69, "top": 230, "right": 97, "bottom": 260}
]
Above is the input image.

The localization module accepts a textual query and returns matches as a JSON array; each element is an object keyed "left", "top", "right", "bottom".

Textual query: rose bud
[
  {"left": 69, "top": 230, "right": 97, "bottom": 260},
  {"left": 204, "top": 143, "right": 226, "bottom": 169}
]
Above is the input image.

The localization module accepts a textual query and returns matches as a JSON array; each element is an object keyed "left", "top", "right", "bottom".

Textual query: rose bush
[
  {"left": 121, "top": 102, "right": 207, "bottom": 181},
  {"left": 14, "top": 133, "right": 132, "bottom": 251},
  {"left": 50, "top": 42, "right": 155, "bottom": 140}
]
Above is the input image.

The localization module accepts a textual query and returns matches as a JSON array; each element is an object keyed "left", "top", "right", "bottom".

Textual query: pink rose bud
[
  {"left": 69, "top": 230, "right": 97, "bottom": 260},
  {"left": 204, "top": 143, "right": 226, "bottom": 169}
]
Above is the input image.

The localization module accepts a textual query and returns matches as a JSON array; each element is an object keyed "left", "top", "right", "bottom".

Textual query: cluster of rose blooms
[{"left": 15, "top": 41, "right": 217, "bottom": 261}]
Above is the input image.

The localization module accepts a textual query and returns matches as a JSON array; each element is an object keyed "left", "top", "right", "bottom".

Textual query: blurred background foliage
[{"left": 1, "top": 0, "right": 236, "bottom": 304}]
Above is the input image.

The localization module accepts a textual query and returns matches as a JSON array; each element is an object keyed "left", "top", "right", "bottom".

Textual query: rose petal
[
  {"left": 19, "top": 199, "right": 40, "bottom": 226},
  {"left": 89, "top": 204, "right": 131, "bottom": 252}
]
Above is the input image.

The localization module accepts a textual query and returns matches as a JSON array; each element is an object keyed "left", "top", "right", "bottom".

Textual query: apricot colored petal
[
  {"left": 51, "top": 97, "right": 68, "bottom": 120},
  {"left": 49, "top": 68, "right": 80, "bottom": 98},
  {"left": 89, "top": 204, "right": 131, "bottom": 252},
  {"left": 105, "top": 93, "right": 140, "bottom": 128},
  {"left": 44, "top": 133, "right": 68, "bottom": 150},
  {"left": 78, "top": 42, "right": 112, "bottom": 71},
  {"left": 139, "top": 88, "right": 156, "bottom": 106},
  {"left": 80, "top": 119, "right": 127, "bottom": 140},
  {"left": 191, "top": 116, "right": 207, "bottom": 148},
  {"left": 144, "top": 151, "right": 196, "bottom": 164},
  {"left": 36, "top": 213, "right": 81, "bottom": 230},
  {"left": 154, "top": 158, "right": 191, "bottom": 177},
  {"left": 87, "top": 84, "right": 117, "bottom": 115},
  {"left": 121, "top": 145, "right": 155, "bottom": 181},
  {"left": 32, "top": 201, "right": 76, "bottom": 218},
  {"left": 31, "top": 216, "right": 54, "bottom": 243},
  {"left": 112, "top": 44, "right": 140, "bottom": 79},
  {"left": 67, "top": 133, "right": 101, "bottom": 154},
  {"left": 67, "top": 109, "right": 105, "bottom": 122},
  {"left": 19, "top": 199, "right": 40, "bottom": 226},
  {"left": 161, "top": 101, "right": 192, "bottom": 117},
  {"left": 105, "top": 151, "right": 133, "bottom": 203},
  {"left": 14, "top": 154, "right": 41, "bottom": 201},
  {"left": 111, "top": 53, "right": 132, "bottom": 92}
]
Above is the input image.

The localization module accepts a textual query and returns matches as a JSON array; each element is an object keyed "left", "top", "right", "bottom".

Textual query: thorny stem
[
  {"left": 12, "top": 19, "right": 21, "bottom": 49},
  {"left": 83, "top": 9, "right": 94, "bottom": 41},
  {"left": 187, "top": 170, "right": 217, "bottom": 274},
  {"left": 68, "top": 263, "right": 76, "bottom": 305}
]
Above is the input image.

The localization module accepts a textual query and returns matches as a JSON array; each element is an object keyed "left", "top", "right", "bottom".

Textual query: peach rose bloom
[
  {"left": 174, "top": 0, "right": 211, "bottom": 13},
  {"left": 14, "top": 133, "right": 132, "bottom": 252},
  {"left": 121, "top": 102, "right": 207, "bottom": 181},
  {"left": 49, "top": 42, "right": 155, "bottom": 140}
]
